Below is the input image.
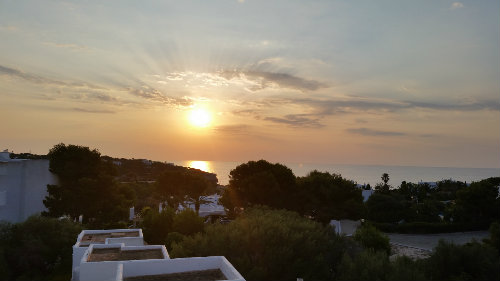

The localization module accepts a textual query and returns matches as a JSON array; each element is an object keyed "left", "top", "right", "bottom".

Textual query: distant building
[
  {"left": 72, "top": 228, "right": 245, "bottom": 281},
  {"left": 329, "top": 219, "right": 361, "bottom": 236},
  {"left": 0, "top": 150, "right": 58, "bottom": 222},
  {"left": 178, "top": 194, "right": 226, "bottom": 217},
  {"left": 362, "top": 190, "right": 374, "bottom": 202}
]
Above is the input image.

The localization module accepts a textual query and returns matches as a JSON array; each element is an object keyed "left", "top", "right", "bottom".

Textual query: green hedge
[{"left": 372, "top": 221, "right": 490, "bottom": 234}]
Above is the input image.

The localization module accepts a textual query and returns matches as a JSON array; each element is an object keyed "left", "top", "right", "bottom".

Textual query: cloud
[
  {"left": 220, "top": 70, "right": 327, "bottom": 92},
  {"left": 212, "top": 124, "right": 251, "bottom": 135},
  {"left": 231, "top": 96, "right": 499, "bottom": 129},
  {"left": 0, "top": 64, "right": 104, "bottom": 90},
  {"left": 264, "top": 114, "right": 324, "bottom": 128},
  {"left": 43, "top": 41, "right": 89, "bottom": 51},
  {"left": 346, "top": 128, "right": 407, "bottom": 137},
  {"left": 128, "top": 86, "right": 193, "bottom": 107},
  {"left": 450, "top": 2, "right": 464, "bottom": 9},
  {"left": 72, "top": 108, "right": 115, "bottom": 114}
]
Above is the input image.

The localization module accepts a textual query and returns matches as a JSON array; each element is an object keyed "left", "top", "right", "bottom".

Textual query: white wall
[{"left": 0, "top": 159, "right": 58, "bottom": 222}]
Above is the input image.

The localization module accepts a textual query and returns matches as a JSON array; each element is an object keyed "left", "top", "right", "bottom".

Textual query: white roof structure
[{"left": 72, "top": 228, "right": 245, "bottom": 281}]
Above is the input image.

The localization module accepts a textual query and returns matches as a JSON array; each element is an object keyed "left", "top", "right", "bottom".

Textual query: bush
[
  {"left": 387, "top": 256, "right": 426, "bottom": 281},
  {"left": 0, "top": 216, "right": 82, "bottom": 281},
  {"left": 425, "top": 240, "right": 500, "bottom": 281},
  {"left": 171, "top": 207, "right": 345, "bottom": 281},
  {"left": 336, "top": 250, "right": 390, "bottom": 281},
  {"left": 141, "top": 207, "right": 175, "bottom": 244},
  {"left": 172, "top": 209, "right": 204, "bottom": 236},
  {"left": 353, "top": 224, "right": 391, "bottom": 255}
]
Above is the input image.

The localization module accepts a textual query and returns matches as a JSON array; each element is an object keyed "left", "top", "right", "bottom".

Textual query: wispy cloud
[
  {"left": 0, "top": 64, "right": 104, "bottom": 90},
  {"left": 450, "top": 2, "right": 464, "bottom": 9},
  {"left": 43, "top": 41, "right": 89, "bottom": 51},
  {"left": 72, "top": 108, "right": 115, "bottom": 114},
  {"left": 229, "top": 96, "right": 500, "bottom": 128},
  {"left": 212, "top": 124, "right": 251, "bottom": 135},
  {"left": 346, "top": 128, "right": 407, "bottom": 137},
  {"left": 263, "top": 114, "right": 324, "bottom": 128},
  {"left": 156, "top": 70, "right": 327, "bottom": 93},
  {"left": 220, "top": 70, "right": 328, "bottom": 92},
  {"left": 128, "top": 86, "right": 193, "bottom": 107}
]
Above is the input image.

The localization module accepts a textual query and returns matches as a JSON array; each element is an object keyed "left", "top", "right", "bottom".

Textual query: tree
[
  {"left": 156, "top": 170, "right": 213, "bottom": 214},
  {"left": 452, "top": 178, "right": 500, "bottom": 224},
  {"left": 43, "top": 143, "right": 132, "bottom": 225},
  {"left": 296, "top": 170, "right": 364, "bottom": 222},
  {"left": 222, "top": 160, "right": 297, "bottom": 211},
  {"left": 171, "top": 207, "right": 345, "bottom": 281},
  {"left": 375, "top": 173, "right": 391, "bottom": 193},
  {"left": 366, "top": 193, "right": 411, "bottom": 223}
]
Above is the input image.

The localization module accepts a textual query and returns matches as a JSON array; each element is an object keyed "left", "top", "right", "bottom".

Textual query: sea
[{"left": 178, "top": 160, "right": 500, "bottom": 187}]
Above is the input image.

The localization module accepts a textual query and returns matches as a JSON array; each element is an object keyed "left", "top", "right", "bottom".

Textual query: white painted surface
[
  {"left": 74, "top": 228, "right": 245, "bottom": 281},
  {"left": 0, "top": 159, "right": 58, "bottom": 222}
]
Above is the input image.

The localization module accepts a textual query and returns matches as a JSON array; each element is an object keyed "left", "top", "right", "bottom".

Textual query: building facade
[{"left": 0, "top": 150, "right": 57, "bottom": 222}]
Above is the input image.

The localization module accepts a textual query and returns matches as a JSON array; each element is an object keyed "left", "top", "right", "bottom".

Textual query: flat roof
[
  {"left": 80, "top": 231, "right": 140, "bottom": 246},
  {"left": 124, "top": 269, "right": 227, "bottom": 281},
  {"left": 87, "top": 248, "right": 164, "bottom": 262}
]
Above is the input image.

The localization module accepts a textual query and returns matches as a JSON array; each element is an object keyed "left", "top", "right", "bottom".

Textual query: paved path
[{"left": 386, "top": 231, "right": 489, "bottom": 251}]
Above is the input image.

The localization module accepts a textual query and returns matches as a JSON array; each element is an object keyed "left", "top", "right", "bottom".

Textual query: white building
[
  {"left": 0, "top": 150, "right": 58, "bottom": 222},
  {"left": 73, "top": 228, "right": 245, "bottom": 281}
]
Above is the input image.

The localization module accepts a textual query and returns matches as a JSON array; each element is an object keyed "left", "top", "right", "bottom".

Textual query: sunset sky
[{"left": 1, "top": 0, "right": 499, "bottom": 168}]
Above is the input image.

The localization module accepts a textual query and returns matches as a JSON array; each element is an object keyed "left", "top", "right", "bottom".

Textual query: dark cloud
[
  {"left": 0, "top": 64, "right": 105, "bottom": 90},
  {"left": 72, "top": 108, "right": 115, "bottom": 114},
  {"left": 264, "top": 114, "right": 324, "bottom": 128},
  {"left": 346, "top": 128, "right": 407, "bottom": 137},
  {"left": 220, "top": 70, "right": 327, "bottom": 92}
]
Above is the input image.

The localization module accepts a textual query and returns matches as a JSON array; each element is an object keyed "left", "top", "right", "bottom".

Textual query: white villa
[
  {"left": 0, "top": 150, "right": 58, "bottom": 222},
  {"left": 72, "top": 228, "right": 245, "bottom": 281}
]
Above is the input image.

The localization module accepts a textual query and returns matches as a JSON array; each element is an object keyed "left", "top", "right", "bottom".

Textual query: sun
[{"left": 188, "top": 108, "right": 212, "bottom": 128}]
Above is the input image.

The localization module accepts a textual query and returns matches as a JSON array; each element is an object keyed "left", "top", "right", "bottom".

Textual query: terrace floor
[
  {"left": 88, "top": 248, "right": 164, "bottom": 262},
  {"left": 80, "top": 231, "right": 140, "bottom": 246},
  {"left": 124, "top": 269, "right": 227, "bottom": 281}
]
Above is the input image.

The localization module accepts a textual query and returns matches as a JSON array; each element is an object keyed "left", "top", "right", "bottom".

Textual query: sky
[{"left": 0, "top": 0, "right": 499, "bottom": 168}]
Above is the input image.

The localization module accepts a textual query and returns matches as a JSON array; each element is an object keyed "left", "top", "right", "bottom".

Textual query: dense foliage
[
  {"left": 156, "top": 169, "right": 215, "bottom": 214},
  {"left": 220, "top": 161, "right": 364, "bottom": 222},
  {"left": 353, "top": 224, "right": 391, "bottom": 255},
  {"left": 171, "top": 207, "right": 345, "bottom": 281},
  {"left": 296, "top": 170, "right": 364, "bottom": 222},
  {"left": 43, "top": 143, "right": 133, "bottom": 225},
  {"left": 0, "top": 216, "right": 82, "bottom": 281},
  {"left": 140, "top": 207, "right": 204, "bottom": 246},
  {"left": 367, "top": 175, "right": 499, "bottom": 232},
  {"left": 221, "top": 160, "right": 298, "bottom": 212}
]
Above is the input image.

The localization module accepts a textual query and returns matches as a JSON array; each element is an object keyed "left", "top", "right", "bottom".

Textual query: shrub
[
  {"left": 336, "top": 250, "right": 390, "bottom": 281},
  {"left": 171, "top": 207, "right": 345, "bottom": 281},
  {"left": 425, "top": 240, "right": 500, "bottom": 281},
  {"left": 0, "top": 216, "right": 82, "bottom": 281},
  {"left": 353, "top": 224, "right": 391, "bottom": 255},
  {"left": 172, "top": 209, "right": 204, "bottom": 236},
  {"left": 387, "top": 256, "right": 426, "bottom": 281}
]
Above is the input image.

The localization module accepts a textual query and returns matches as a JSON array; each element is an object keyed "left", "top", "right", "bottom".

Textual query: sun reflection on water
[{"left": 187, "top": 160, "right": 212, "bottom": 173}]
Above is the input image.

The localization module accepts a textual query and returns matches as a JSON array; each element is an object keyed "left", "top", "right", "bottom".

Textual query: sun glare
[
  {"left": 188, "top": 108, "right": 212, "bottom": 128},
  {"left": 187, "top": 160, "right": 212, "bottom": 173}
]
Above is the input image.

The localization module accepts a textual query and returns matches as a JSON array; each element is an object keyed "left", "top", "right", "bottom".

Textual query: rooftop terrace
[
  {"left": 124, "top": 269, "right": 227, "bottom": 281},
  {"left": 80, "top": 231, "right": 140, "bottom": 246},
  {"left": 87, "top": 248, "right": 164, "bottom": 262}
]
